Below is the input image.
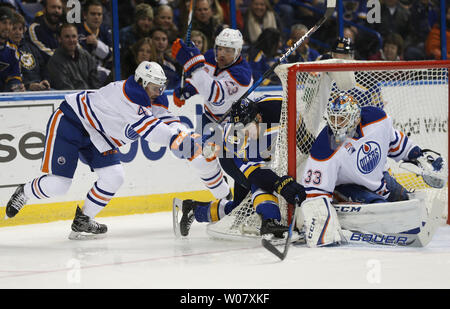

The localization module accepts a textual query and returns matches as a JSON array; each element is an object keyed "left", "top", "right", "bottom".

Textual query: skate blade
[
  {"left": 172, "top": 198, "right": 182, "bottom": 238},
  {"left": 68, "top": 231, "right": 107, "bottom": 240},
  {"left": 262, "top": 231, "right": 304, "bottom": 246}
]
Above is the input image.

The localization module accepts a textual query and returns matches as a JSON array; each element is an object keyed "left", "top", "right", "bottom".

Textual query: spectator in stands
[
  {"left": 113, "top": 37, "right": 153, "bottom": 83},
  {"left": 404, "top": 0, "right": 439, "bottom": 60},
  {"left": 9, "top": 10, "right": 50, "bottom": 91},
  {"left": 0, "top": 6, "right": 24, "bottom": 91},
  {"left": 373, "top": 0, "right": 413, "bottom": 47},
  {"left": 286, "top": 24, "right": 320, "bottom": 63},
  {"left": 28, "top": 0, "right": 63, "bottom": 63},
  {"left": 119, "top": 3, "right": 153, "bottom": 52},
  {"left": 150, "top": 27, "right": 180, "bottom": 89},
  {"left": 369, "top": 32, "right": 404, "bottom": 61},
  {"left": 425, "top": 6, "right": 450, "bottom": 60},
  {"left": 191, "top": 29, "right": 208, "bottom": 53},
  {"left": 0, "top": 0, "right": 34, "bottom": 24},
  {"left": 154, "top": 4, "right": 178, "bottom": 45},
  {"left": 191, "top": 0, "right": 221, "bottom": 49},
  {"left": 247, "top": 27, "right": 282, "bottom": 86},
  {"left": 77, "top": 0, "right": 112, "bottom": 68},
  {"left": 243, "top": 0, "right": 281, "bottom": 45},
  {"left": 46, "top": 23, "right": 101, "bottom": 90}
]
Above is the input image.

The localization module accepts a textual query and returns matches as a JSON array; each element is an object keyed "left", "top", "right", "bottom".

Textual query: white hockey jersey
[
  {"left": 301, "top": 106, "right": 416, "bottom": 202},
  {"left": 186, "top": 49, "right": 253, "bottom": 124},
  {"left": 64, "top": 76, "right": 182, "bottom": 153}
]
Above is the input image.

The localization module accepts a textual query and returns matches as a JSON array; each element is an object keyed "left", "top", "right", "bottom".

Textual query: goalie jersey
[
  {"left": 301, "top": 106, "right": 416, "bottom": 202},
  {"left": 62, "top": 76, "right": 182, "bottom": 153}
]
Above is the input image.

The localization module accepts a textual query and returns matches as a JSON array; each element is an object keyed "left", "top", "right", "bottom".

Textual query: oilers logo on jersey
[{"left": 357, "top": 141, "right": 381, "bottom": 174}]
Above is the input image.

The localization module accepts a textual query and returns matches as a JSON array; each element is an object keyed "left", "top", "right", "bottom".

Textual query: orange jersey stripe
[
  {"left": 136, "top": 118, "right": 158, "bottom": 134},
  {"left": 42, "top": 109, "right": 63, "bottom": 173}
]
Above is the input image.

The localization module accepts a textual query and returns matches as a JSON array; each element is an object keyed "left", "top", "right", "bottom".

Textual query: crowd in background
[{"left": 0, "top": 0, "right": 448, "bottom": 92}]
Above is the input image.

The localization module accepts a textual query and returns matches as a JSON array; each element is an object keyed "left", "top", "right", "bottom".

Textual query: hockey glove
[
  {"left": 274, "top": 175, "right": 306, "bottom": 205},
  {"left": 170, "top": 130, "right": 202, "bottom": 161},
  {"left": 401, "top": 147, "right": 447, "bottom": 188},
  {"left": 171, "top": 38, "right": 205, "bottom": 76},
  {"left": 173, "top": 82, "right": 198, "bottom": 107}
]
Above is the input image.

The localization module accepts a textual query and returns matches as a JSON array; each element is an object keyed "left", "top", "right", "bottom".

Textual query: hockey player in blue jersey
[
  {"left": 171, "top": 28, "right": 253, "bottom": 129},
  {"left": 5, "top": 61, "right": 231, "bottom": 239},
  {"left": 298, "top": 92, "right": 446, "bottom": 247},
  {"left": 173, "top": 95, "right": 306, "bottom": 238}
]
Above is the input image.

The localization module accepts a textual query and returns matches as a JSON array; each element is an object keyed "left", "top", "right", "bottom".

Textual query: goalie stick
[
  {"left": 261, "top": 196, "right": 301, "bottom": 261},
  {"left": 216, "top": 0, "right": 336, "bottom": 124}
]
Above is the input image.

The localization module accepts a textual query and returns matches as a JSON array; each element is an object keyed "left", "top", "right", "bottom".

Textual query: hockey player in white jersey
[
  {"left": 171, "top": 28, "right": 253, "bottom": 128},
  {"left": 5, "top": 61, "right": 231, "bottom": 239},
  {"left": 298, "top": 92, "right": 446, "bottom": 247}
]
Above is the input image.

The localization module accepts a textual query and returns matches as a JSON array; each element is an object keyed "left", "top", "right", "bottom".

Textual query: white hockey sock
[
  {"left": 83, "top": 165, "right": 124, "bottom": 219},
  {"left": 24, "top": 174, "right": 72, "bottom": 200},
  {"left": 188, "top": 156, "right": 230, "bottom": 199}
]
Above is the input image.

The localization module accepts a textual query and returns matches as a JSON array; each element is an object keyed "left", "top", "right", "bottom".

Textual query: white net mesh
[{"left": 207, "top": 59, "right": 449, "bottom": 240}]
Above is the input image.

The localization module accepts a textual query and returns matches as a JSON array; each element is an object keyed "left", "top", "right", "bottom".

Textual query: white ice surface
[{"left": 0, "top": 212, "right": 449, "bottom": 289}]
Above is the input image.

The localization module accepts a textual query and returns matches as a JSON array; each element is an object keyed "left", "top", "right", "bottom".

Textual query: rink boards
[{"left": 0, "top": 88, "right": 281, "bottom": 226}]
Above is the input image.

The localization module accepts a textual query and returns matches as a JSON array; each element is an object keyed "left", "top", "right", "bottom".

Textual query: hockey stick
[
  {"left": 216, "top": 0, "right": 336, "bottom": 124},
  {"left": 262, "top": 196, "right": 301, "bottom": 261},
  {"left": 179, "top": 0, "right": 196, "bottom": 99}
]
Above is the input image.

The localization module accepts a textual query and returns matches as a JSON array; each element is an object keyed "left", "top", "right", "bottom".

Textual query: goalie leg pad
[{"left": 298, "top": 197, "right": 342, "bottom": 247}]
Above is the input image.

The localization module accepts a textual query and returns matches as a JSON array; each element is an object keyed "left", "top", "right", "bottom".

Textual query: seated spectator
[
  {"left": 154, "top": 4, "right": 178, "bottom": 45},
  {"left": 28, "top": 0, "right": 63, "bottom": 63},
  {"left": 404, "top": 0, "right": 438, "bottom": 60},
  {"left": 9, "top": 10, "right": 49, "bottom": 91},
  {"left": 0, "top": 6, "right": 24, "bottom": 91},
  {"left": 77, "top": 0, "right": 112, "bottom": 68},
  {"left": 243, "top": 0, "right": 281, "bottom": 45},
  {"left": 46, "top": 23, "right": 101, "bottom": 90},
  {"left": 150, "top": 27, "right": 180, "bottom": 89},
  {"left": 191, "top": 0, "right": 221, "bottom": 49},
  {"left": 191, "top": 29, "right": 207, "bottom": 53},
  {"left": 247, "top": 27, "right": 282, "bottom": 86},
  {"left": 286, "top": 24, "right": 320, "bottom": 63},
  {"left": 369, "top": 32, "right": 404, "bottom": 61},
  {"left": 119, "top": 3, "right": 153, "bottom": 52},
  {"left": 425, "top": 7, "right": 450, "bottom": 60},
  {"left": 0, "top": 0, "right": 34, "bottom": 24}
]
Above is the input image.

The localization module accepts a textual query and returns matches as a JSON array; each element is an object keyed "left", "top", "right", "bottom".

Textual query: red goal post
[{"left": 279, "top": 60, "right": 450, "bottom": 224}]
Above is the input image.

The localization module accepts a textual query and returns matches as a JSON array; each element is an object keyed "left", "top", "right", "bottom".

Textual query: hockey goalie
[{"left": 298, "top": 91, "right": 447, "bottom": 247}]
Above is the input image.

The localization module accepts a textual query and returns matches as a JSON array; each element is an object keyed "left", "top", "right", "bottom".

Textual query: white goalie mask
[
  {"left": 326, "top": 92, "right": 361, "bottom": 144},
  {"left": 135, "top": 61, "right": 168, "bottom": 93},
  {"left": 214, "top": 28, "right": 244, "bottom": 64}
]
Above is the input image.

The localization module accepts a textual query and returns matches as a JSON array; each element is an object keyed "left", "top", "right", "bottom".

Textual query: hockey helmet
[
  {"left": 135, "top": 61, "right": 167, "bottom": 93},
  {"left": 331, "top": 37, "right": 354, "bottom": 58},
  {"left": 326, "top": 92, "right": 360, "bottom": 144},
  {"left": 214, "top": 28, "right": 244, "bottom": 64},
  {"left": 231, "top": 98, "right": 259, "bottom": 126}
]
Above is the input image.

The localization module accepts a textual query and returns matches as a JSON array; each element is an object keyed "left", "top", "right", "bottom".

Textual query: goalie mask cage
[{"left": 206, "top": 59, "right": 450, "bottom": 240}]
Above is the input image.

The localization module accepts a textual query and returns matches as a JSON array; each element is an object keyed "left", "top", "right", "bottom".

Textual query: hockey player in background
[
  {"left": 298, "top": 92, "right": 446, "bottom": 247},
  {"left": 171, "top": 28, "right": 253, "bottom": 129},
  {"left": 5, "top": 61, "right": 231, "bottom": 239},
  {"left": 173, "top": 95, "right": 306, "bottom": 238}
]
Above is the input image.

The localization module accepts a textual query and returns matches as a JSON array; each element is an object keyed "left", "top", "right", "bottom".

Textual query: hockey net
[{"left": 206, "top": 59, "right": 450, "bottom": 240}]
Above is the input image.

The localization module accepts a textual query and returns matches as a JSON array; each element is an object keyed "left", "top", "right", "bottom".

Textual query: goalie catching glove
[{"left": 400, "top": 146, "right": 447, "bottom": 188}]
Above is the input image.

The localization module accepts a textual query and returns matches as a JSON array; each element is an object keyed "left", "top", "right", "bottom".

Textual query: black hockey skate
[
  {"left": 260, "top": 218, "right": 289, "bottom": 239},
  {"left": 68, "top": 206, "right": 107, "bottom": 240},
  {"left": 179, "top": 199, "right": 197, "bottom": 236},
  {"left": 5, "top": 184, "right": 28, "bottom": 218}
]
